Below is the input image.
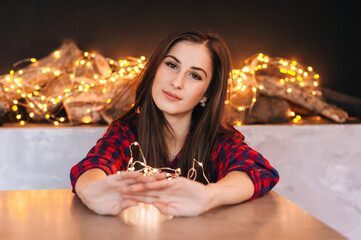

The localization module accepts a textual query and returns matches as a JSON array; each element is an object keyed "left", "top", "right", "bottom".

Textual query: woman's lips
[{"left": 163, "top": 90, "right": 182, "bottom": 101}]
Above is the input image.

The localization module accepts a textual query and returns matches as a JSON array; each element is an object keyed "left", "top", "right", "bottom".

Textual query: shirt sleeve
[
  {"left": 69, "top": 120, "right": 136, "bottom": 193},
  {"left": 216, "top": 130, "right": 279, "bottom": 200}
]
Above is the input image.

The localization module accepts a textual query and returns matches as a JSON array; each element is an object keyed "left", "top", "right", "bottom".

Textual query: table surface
[{"left": 0, "top": 189, "right": 346, "bottom": 240}]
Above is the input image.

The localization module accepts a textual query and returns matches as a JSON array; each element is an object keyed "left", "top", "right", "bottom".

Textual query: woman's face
[{"left": 151, "top": 41, "right": 213, "bottom": 119}]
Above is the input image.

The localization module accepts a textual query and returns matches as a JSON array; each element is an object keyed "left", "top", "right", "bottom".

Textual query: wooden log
[
  {"left": 0, "top": 95, "right": 10, "bottom": 120},
  {"left": 321, "top": 88, "right": 361, "bottom": 118},
  {"left": 100, "top": 83, "right": 135, "bottom": 124},
  {"left": 62, "top": 78, "right": 106, "bottom": 124},
  {"left": 244, "top": 95, "right": 291, "bottom": 124},
  {"left": 256, "top": 75, "right": 349, "bottom": 123},
  {"left": 0, "top": 41, "right": 83, "bottom": 121},
  {"left": 0, "top": 41, "right": 82, "bottom": 92}
]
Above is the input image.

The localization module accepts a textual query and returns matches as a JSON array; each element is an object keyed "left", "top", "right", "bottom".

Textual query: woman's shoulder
[
  {"left": 215, "top": 125, "right": 245, "bottom": 145},
  {"left": 107, "top": 114, "right": 138, "bottom": 137}
]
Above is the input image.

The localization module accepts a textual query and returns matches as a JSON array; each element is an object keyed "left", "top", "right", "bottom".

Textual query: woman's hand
[
  {"left": 75, "top": 170, "right": 166, "bottom": 215},
  {"left": 124, "top": 177, "right": 214, "bottom": 217}
]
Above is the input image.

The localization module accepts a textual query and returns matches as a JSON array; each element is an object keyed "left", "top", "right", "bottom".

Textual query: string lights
[
  {"left": 1, "top": 48, "right": 146, "bottom": 126},
  {"left": 229, "top": 53, "right": 321, "bottom": 125},
  {"left": 122, "top": 142, "right": 210, "bottom": 184},
  {"left": 0, "top": 45, "right": 321, "bottom": 126}
]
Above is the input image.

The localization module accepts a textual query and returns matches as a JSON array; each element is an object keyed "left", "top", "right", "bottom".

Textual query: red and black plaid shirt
[{"left": 70, "top": 116, "right": 279, "bottom": 200}]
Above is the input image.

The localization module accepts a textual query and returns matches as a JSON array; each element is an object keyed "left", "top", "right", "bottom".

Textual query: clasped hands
[{"left": 77, "top": 171, "right": 214, "bottom": 217}]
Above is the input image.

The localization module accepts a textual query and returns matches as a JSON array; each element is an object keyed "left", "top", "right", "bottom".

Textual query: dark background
[{"left": 0, "top": 0, "right": 360, "bottom": 98}]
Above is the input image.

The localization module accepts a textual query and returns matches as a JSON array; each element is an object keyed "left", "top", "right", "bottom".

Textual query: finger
[
  {"left": 108, "top": 178, "right": 141, "bottom": 189},
  {"left": 153, "top": 172, "right": 169, "bottom": 180},
  {"left": 145, "top": 179, "right": 173, "bottom": 190},
  {"left": 120, "top": 199, "right": 138, "bottom": 210},
  {"left": 121, "top": 183, "right": 148, "bottom": 192},
  {"left": 122, "top": 194, "right": 160, "bottom": 204},
  {"left": 112, "top": 171, "right": 142, "bottom": 180},
  {"left": 131, "top": 172, "right": 168, "bottom": 184},
  {"left": 153, "top": 202, "right": 178, "bottom": 216}
]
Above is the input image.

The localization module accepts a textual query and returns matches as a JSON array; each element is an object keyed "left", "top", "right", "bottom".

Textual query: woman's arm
[
  {"left": 75, "top": 169, "right": 167, "bottom": 215},
  {"left": 205, "top": 171, "right": 254, "bottom": 210},
  {"left": 124, "top": 171, "right": 254, "bottom": 217}
]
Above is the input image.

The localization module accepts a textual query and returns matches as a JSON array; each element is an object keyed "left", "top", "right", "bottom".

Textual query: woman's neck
[{"left": 163, "top": 113, "right": 192, "bottom": 160}]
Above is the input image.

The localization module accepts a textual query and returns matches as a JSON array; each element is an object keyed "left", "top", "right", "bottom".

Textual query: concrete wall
[{"left": 1, "top": 124, "right": 360, "bottom": 239}]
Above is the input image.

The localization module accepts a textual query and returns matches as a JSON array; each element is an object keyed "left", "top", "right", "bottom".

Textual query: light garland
[
  {"left": 0, "top": 46, "right": 321, "bottom": 126},
  {"left": 230, "top": 53, "right": 321, "bottom": 125},
  {"left": 1, "top": 50, "right": 146, "bottom": 126},
  {"left": 122, "top": 142, "right": 210, "bottom": 184}
]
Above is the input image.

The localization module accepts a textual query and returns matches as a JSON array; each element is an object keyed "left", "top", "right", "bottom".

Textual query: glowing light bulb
[
  {"left": 287, "top": 88, "right": 292, "bottom": 93},
  {"left": 84, "top": 52, "right": 89, "bottom": 57},
  {"left": 31, "top": 58, "right": 36, "bottom": 62},
  {"left": 314, "top": 74, "right": 319, "bottom": 79},
  {"left": 54, "top": 121, "right": 59, "bottom": 126},
  {"left": 290, "top": 111, "right": 295, "bottom": 117},
  {"left": 16, "top": 114, "right": 21, "bottom": 119},
  {"left": 18, "top": 70, "right": 23, "bottom": 75},
  {"left": 29, "top": 112, "right": 35, "bottom": 118},
  {"left": 307, "top": 66, "right": 313, "bottom": 72},
  {"left": 54, "top": 51, "right": 60, "bottom": 58},
  {"left": 20, "top": 120, "right": 25, "bottom": 126}
]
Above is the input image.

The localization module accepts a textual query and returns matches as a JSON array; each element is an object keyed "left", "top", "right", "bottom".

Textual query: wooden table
[{"left": 0, "top": 189, "right": 345, "bottom": 240}]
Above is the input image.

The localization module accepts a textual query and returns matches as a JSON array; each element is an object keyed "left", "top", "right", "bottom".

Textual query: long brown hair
[{"left": 109, "top": 28, "right": 234, "bottom": 183}]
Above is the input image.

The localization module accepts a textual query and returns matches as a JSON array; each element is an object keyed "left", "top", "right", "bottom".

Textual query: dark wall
[{"left": 1, "top": 0, "right": 360, "bottom": 98}]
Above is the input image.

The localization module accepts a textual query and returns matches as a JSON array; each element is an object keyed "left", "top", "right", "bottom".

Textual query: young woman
[{"left": 70, "top": 28, "right": 279, "bottom": 217}]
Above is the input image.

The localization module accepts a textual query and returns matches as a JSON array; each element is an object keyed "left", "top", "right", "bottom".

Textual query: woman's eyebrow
[{"left": 165, "top": 55, "right": 208, "bottom": 77}]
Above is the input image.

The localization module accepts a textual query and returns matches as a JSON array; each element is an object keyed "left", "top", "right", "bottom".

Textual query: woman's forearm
[
  {"left": 205, "top": 171, "right": 255, "bottom": 211},
  {"left": 75, "top": 168, "right": 107, "bottom": 196}
]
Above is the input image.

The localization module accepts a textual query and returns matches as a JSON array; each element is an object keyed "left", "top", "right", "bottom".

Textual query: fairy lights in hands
[{"left": 120, "top": 142, "right": 210, "bottom": 183}]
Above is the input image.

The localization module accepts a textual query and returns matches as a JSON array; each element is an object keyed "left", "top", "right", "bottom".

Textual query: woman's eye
[
  {"left": 190, "top": 73, "right": 202, "bottom": 80},
  {"left": 166, "top": 62, "right": 178, "bottom": 69}
]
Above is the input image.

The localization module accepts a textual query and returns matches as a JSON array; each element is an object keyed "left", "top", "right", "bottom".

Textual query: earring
[{"left": 200, "top": 101, "right": 206, "bottom": 107}]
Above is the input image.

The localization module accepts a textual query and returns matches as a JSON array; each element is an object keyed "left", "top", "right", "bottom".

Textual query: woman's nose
[{"left": 170, "top": 73, "right": 185, "bottom": 89}]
